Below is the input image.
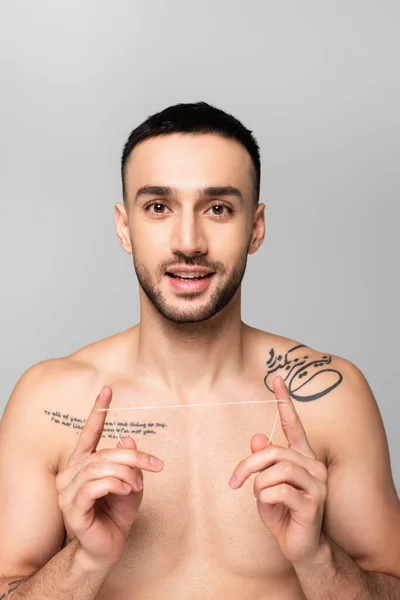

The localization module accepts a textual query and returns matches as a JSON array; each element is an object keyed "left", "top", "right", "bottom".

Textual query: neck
[{"left": 135, "top": 292, "right": 247, "bottom": 399}]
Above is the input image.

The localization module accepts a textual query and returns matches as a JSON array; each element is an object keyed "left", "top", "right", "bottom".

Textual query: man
[{"left": 0, "top": 101, "right": 399, "bottom": 599}]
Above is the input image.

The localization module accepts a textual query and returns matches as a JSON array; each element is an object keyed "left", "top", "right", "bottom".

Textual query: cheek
[
  {"left": 132, "top": 222, "right": 170, "bottom": 254},
  {"left": 208, "top": 223, "right": 251, "bottom": 258}
]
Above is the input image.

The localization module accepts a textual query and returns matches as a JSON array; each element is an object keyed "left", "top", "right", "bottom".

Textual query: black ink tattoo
[
  {"left": 8, "top": 579, "right": 26, "bottom": 587},
  {"left": 2, "top": 577, "right": 28, "bottom": 597},
  {"left": 265, "top": 344, "right": 343, "bottom": 401},
  {"left": 43, "top": 410, "right": 168, "bottom": 437}
]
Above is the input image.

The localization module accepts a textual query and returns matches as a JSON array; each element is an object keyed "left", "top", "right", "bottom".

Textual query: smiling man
[{"left": 0, "top": 102, "right": 399, "bottom": 599}]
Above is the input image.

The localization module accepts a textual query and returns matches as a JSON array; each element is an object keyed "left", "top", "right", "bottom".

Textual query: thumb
[
  {"left": 116, "top": 436, "right": 137, "bottom": 450},
  {"left": 250, "top": 433, "right": 271, "bottom": 454}
]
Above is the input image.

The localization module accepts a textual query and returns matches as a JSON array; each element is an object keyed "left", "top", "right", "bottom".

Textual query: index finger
[
  {"left": 274, "top": 376, "right": 316, "bottom": 458},
  {"left": 68, "top": 386, "right": 112, "bottom": 466}
]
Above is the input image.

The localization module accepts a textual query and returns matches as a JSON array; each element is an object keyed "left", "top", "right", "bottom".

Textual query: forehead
[{"left": 124, "top": 133, "right": 254, "bottom": 201}]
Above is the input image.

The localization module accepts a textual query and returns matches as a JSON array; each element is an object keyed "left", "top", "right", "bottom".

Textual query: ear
[
  {"left": 114, "top": 202, "right": 133, "bottom": 255},
  {"left": 248, "top": 203, "right": 265, "bottom": 255}
]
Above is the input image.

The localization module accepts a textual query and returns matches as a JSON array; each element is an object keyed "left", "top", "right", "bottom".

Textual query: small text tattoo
[
  {"left": 264, "top": 344, "right": 343, "bottom": 402},
  {"left": 43, "top": 410, "right": 168, "bottom": 437}
]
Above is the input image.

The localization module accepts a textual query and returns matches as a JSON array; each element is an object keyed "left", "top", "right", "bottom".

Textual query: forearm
[
  {"left": 1, "top": 539, "right": 109, "bottom": 600},
  {"left": 294, "top": 534, "right": 400, "bottom": 600}
]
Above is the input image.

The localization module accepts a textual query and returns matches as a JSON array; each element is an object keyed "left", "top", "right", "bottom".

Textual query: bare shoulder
[
  {"left": 1, "top": 327, "right": 135, "bottom": 470},
  {"left": 0, "top": 358, "right": 93, "bottom": 470},
  {"left": 249, "top": 327, "right": 381, "bottom": 464},
  {"left": 252, "top": 333, "right": 400, "bottom": 575},
  {"left": 3, "top": 353, "right": 97, "bottom": 418},
  {"left": 4, "top": 325, "right": 136, "bottom": 411},
  {"left": 253, "top": 329, "right": 352, "bottom": 401}
]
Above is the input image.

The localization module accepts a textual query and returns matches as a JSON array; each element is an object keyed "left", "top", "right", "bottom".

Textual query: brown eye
[
  {"left": 144, "top": 202, "right": 170, "bottom": 215},
  {"left": 212, "top": 205, "right": 224, "bottom": 215},
  {"left": 207, "top": 204, "right": 233, "bottom": 217}
]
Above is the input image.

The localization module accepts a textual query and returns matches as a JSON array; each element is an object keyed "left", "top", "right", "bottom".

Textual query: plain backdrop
[{"left": 0, "top": 1, "right": 399, "bottom": 489}]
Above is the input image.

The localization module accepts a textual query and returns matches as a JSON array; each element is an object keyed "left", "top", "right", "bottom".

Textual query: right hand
[{"left": 56, "top": 386, "right": 164, "bottom": 569}]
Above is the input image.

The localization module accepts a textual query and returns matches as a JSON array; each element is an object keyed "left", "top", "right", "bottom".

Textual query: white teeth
[{"left": 174, "top": 272, "right": 208, "bottom": 279}]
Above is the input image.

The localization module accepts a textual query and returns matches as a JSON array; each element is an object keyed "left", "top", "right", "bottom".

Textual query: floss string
[{"left": 97, "top": 399, "right": 284, "bottom": 449}]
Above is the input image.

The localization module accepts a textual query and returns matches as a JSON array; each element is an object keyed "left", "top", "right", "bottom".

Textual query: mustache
[{"left": 159, "top": 255, "right": 224, "bottom": 272}]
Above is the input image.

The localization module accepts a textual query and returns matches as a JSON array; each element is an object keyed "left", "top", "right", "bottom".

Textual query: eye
[
  {"left": 206, "top": 203, "right": 234, "bottom": 217},
  {"left": 143, "top": 201, "right": 171, "bottom": 215}
]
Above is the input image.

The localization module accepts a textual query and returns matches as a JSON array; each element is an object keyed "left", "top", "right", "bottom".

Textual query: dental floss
[
  {"left": 112, "top": 417, "right": 125, "bottom": 447},
  {"left": 97, "top": 399, "right": 283, "bottom": 449},
  {"left": 97, "top": 399, "right": 285, "bottom": 412}
]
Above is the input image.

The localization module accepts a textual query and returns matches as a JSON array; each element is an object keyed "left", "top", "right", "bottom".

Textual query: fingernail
[
  {"left": 137, "top": 479, "right": 143, "bottom": 491},
  {"left": 149, "top": 456, "right": 163, "bottom": 467},
  {"left": 122, "top": 483, "right": 132, "bottom": 492},
  {"left": 229, "top": 476, "right": 238, "bottom": 488}
]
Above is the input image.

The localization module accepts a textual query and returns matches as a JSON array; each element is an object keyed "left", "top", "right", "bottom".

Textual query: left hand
[{"left": 228, "top": 375, "right": 328, "bottom": 567}]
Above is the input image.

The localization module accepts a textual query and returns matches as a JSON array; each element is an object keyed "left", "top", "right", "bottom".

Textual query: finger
[
  {"left": 258, "top": 483, "right": 310, "bottom": 516},
  {"left": 273, "top": 376, "right": 316, "bottom": 458},
  {"left": 116, "top": 438, "right": 143, "bottom": 489},
  {"left": 72, "top": 477, "right": 134, "bottom": 521},
  {"left": 229, "top": 446, "right": 319, "bottom": 489},
  {"left": 67, "top": 462, "right": 144, "bottom": 500},
  {"left": 253, "top": 461, "right": 320, "bottom": 498},
  {"left": 250, "top": 433, "right": 270, "bottom": 454},
  {"left": 68, "top": 386, "right": 113, "bottom": 466},
  {"left": 57, "top": 448, "right": 163, "bottom": 491},
  {"left": 117, "top": 437, "right": 137, "bottom": 450}
]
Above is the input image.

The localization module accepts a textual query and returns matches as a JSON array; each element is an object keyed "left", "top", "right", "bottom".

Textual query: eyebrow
[{"left": 133, "top": 185, "right": 244, "bottom": 203}]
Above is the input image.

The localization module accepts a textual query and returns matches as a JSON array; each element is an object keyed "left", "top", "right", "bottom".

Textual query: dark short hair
[{"left": 121, "top": 101, "right": 261, "bottom": 205}]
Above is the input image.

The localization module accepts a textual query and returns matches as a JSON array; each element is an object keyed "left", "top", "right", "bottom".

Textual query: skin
[{"left": 0, "top": 133, "right": 399, "bottom": 599}]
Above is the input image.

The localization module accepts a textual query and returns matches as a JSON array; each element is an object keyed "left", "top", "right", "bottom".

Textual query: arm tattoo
[
  {"left": 264, "top": 344, "right": 343, "bottom": 401},
  {"left": 1, "top": 577, "right": 28, "bottom": 597}
]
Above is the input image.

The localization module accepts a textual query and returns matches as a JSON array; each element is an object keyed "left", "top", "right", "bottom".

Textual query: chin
[{"left": 158, "top": 308, "right": 218, "bottom": 325}]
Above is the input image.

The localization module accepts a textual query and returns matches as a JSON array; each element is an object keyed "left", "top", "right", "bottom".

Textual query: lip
[{"left": 166, "top": 272, "right": 214, "bottom": 293}]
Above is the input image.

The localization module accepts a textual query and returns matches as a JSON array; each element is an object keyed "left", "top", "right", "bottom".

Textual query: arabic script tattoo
[{"left": 265, "top": 344, "right": 343, "bottom": 401}]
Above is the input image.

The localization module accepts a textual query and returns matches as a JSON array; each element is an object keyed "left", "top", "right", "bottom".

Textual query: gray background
[{"left": 0, "top": 1, "right": 399, "bottom": 488}]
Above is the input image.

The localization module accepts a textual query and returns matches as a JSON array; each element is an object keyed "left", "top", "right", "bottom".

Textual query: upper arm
[
  {"left": 0, "top": 362, "right": 65, "bottom": 577},
  {"left": 321, "top": 360, "right": 400, "bottom": 576}
]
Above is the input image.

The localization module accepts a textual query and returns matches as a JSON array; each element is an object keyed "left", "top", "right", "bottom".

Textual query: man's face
[{"left": 117, "top": 133, "right": 264, "bottom": 324}]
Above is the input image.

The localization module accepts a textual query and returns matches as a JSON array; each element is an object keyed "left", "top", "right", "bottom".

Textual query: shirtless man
[{"left": 0, "top": 101, "right": 399, "bottom": 599}]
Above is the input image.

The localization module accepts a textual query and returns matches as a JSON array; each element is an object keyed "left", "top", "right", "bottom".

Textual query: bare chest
[{"left": 59, "top": 402, "right": 312, "bottom": 598}]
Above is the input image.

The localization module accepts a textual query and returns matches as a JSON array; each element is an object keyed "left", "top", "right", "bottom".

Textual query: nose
[{"left": 170, "top": 210, "right": 208, "bottom": 257}]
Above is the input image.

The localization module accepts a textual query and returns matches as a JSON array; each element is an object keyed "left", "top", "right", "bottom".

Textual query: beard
[{"left": 132, "top": 249, "right": 249, "bottom": 324}]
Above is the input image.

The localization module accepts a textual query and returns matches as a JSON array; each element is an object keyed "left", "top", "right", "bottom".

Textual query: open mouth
[
  {"left": 165, "top": 271, "right": 215, "bottom": 293},
  {"left": 166, "top": 272, "right": 214, "bottom": 281}
]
